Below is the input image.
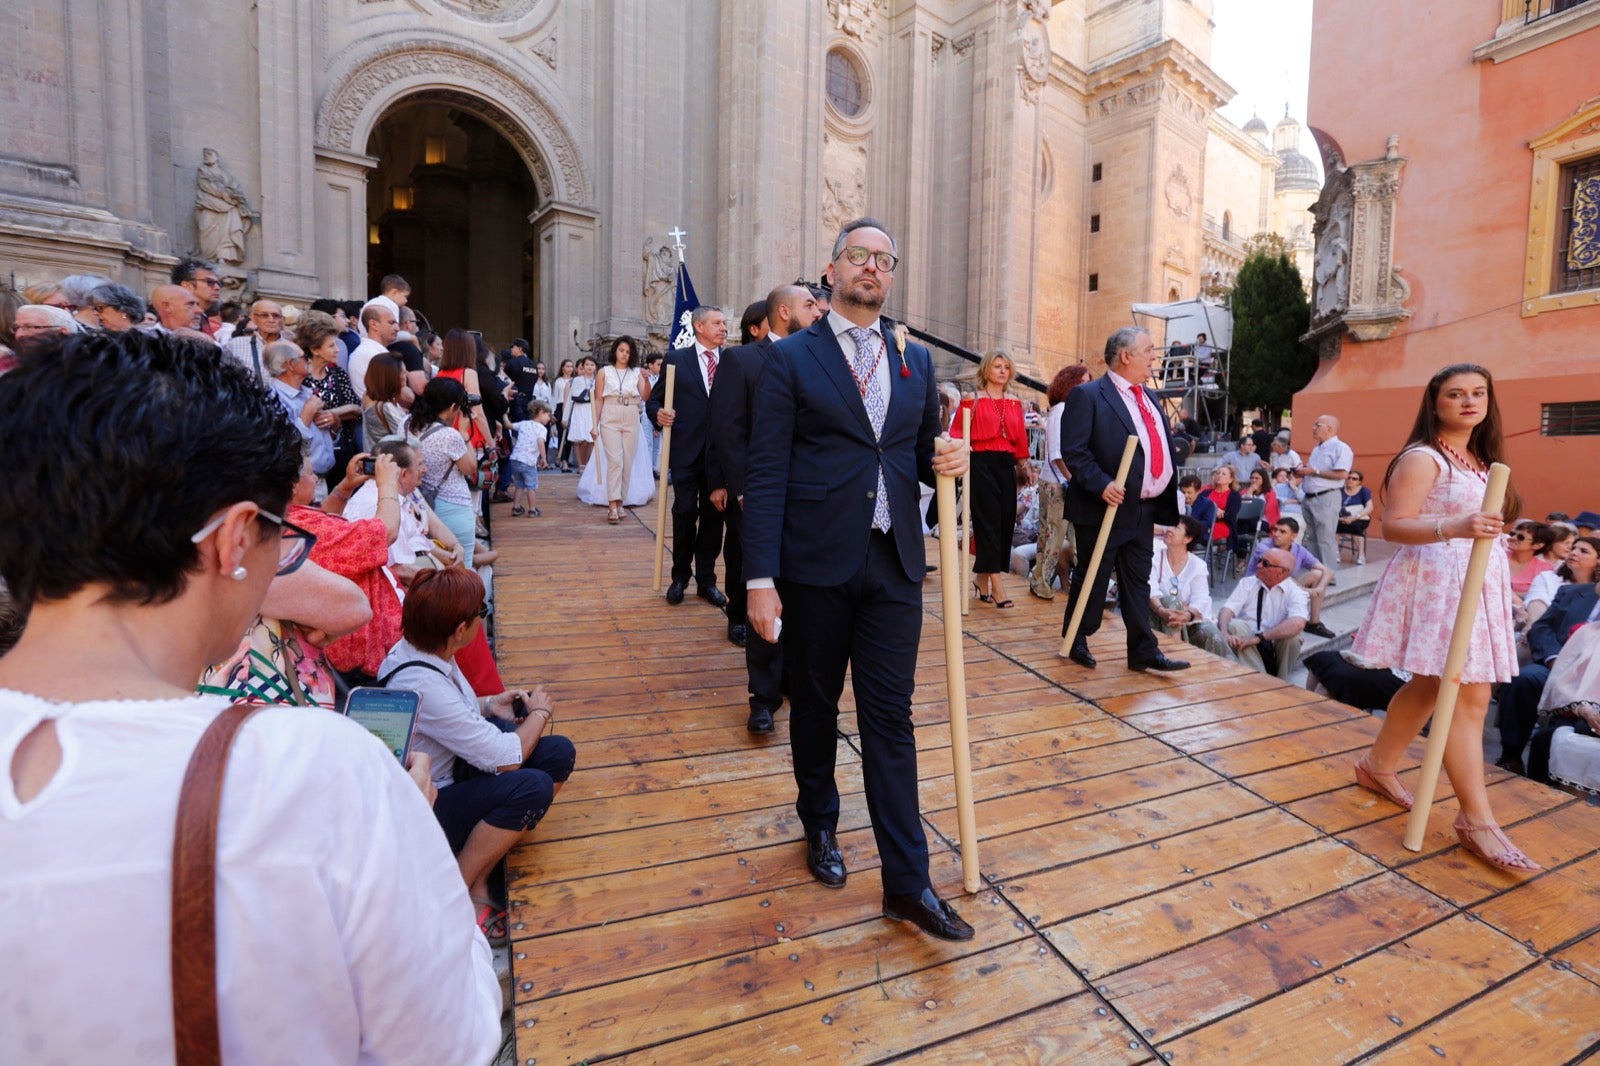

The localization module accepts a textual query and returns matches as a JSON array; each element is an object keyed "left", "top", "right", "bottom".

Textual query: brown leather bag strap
[{"left": 171, "top": 702, "right": 265, "bottom": 1066}]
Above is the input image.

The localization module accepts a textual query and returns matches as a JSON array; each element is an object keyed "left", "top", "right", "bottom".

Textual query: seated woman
[
  {"left": 1337, "top": 470, "right": 1374, "bottom": 564},
  {"left": 1203, "top": 464, "right": 1243, "bottom": 553},
  {"left": 0, "top": 329, "right": 500, "bottom": 1062},
  {"left": 379, "top": 567, "right": 577, "bottom": 941},
  {"left": 1237, "top": 468, "right": 1281, "bottom": 547},
  {"left": 342, "top": 438, "right": 466, "bottom": 574},
  {"left": 1148, "top": 516, "right": 1229, "bottom": 659}
]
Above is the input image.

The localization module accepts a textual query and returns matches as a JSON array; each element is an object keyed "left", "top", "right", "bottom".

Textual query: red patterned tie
[
  {"left": 1131, "top": 383, "right": 1164, "bottom": 479},
  {"left": 704, "top": 349, "right": 717, "bottom": 388}
]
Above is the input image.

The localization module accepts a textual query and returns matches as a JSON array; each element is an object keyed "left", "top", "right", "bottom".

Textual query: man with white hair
[
  {"left": 225, "top": 299, "right": 287, "bottom": 382},
  {"left": 12, "top": 305, "right": 77, "bottom": 353},
  {"left": 262, "top": 340, "right": 335, "bottom": 477},
  {"left": 1218, "top": 546, "right": 1310, "bottom": 679},
  {"left": 1295, "top": 414, "right": 1354, "bottom": 572}
]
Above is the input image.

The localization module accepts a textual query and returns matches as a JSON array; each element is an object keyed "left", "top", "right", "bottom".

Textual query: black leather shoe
[
  {"left": 665, "top": 582, "right": 685, "bottom": 605},
  {"left": 1303, "top": 621, "right": 1336, "bottom": 639},
  {"left": 804, "top": 829, "right": 847, "bottom": 888},
  {"left": 727, "top": 623, "right": 747, "bottom": 647},
  {"left": 1129, "top": 653, "right": 1191, "bottom": 672},
  {"left": 698, "top": 584, "right": 728, "bottom": 608},
  {"left": 747, "top": 706, "right": 775, "bottom": 734},
  {"left": 883, "top": 888, "right": 975, "bottom": 941},
  {"left": 1062, "top": 642, "right": 1096, "bottom": 668}
]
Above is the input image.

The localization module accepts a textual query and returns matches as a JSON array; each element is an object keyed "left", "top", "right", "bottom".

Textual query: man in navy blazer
[
  {"left": 744, "top": 218, "right": 973, "bottom": 941},
  {"left": 1498, "top": 579, "right": 1600, "bottom": 776},
  {"left": 1058, "top": 327, "right": 1190, "bottom": 672},
  {"left": 648, "top": 307, "right": 728, "bottom": 607}
]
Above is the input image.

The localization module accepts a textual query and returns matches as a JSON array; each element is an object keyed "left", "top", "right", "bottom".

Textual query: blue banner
[{"left": 669, "top": 262, "right": 699, "bottom": 350}]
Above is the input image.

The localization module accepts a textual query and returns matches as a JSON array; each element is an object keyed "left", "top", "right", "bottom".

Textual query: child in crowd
[{"left": 509, "top": 400, "right": 552, "bottom": 516}]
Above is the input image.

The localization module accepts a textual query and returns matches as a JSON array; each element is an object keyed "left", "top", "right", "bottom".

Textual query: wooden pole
[
  {"left": 960, "top": 406, "right": 973, "bottom": 615},
  {"left": 651, "top": 365, "right": 677, "bottom": 592},
  {"left": 935, "top": 435, "right": 981, "bottom": 894},
  {"left": 1403, "top": 462, "right": 1511, "bottom": 852},
  {"left": 1058, "top": 435, "right": 1139, "bottom": 658}
]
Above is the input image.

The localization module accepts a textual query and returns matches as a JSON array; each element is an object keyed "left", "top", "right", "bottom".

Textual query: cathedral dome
[
  {"left": 1243, "top": 114, "right": 1269, "bottom": 136},
  {"left": 1275, "top": 147, "right": 1321, "bottom": 191}
]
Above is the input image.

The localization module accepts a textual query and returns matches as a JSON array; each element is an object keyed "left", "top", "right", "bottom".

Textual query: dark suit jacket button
[{"left": 866, "top": 490, "right": 876, "bottom": 499}]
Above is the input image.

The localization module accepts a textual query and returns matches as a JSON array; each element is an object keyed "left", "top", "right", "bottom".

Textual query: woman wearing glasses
[
  {"left": 1505, "top": 520, "right": 1556, "bottom": 601},
  {"left": 378, "top": 567, "right": 576, "bottom": 942},
  {"left": 1336, "top": 470, "right": 1373, "bottom": 564},
  {"left": 0, "top": 330, "right": 502, "bottom": 1063},
  {"left": 1348, "top": 363, "right": 1537, "bottom": 873}
]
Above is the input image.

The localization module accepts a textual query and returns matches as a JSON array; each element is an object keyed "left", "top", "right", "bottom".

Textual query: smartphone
[
  {"left": 360, "top": 456, "right": 376, "bottom": 475},
  {"left": 345, "top": 687, "right": 420, "bottom": 762}
]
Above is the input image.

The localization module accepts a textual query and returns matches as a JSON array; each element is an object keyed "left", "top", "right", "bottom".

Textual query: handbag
[{"left": 171, "top": 702, "right": 266, "bottom": 1065}]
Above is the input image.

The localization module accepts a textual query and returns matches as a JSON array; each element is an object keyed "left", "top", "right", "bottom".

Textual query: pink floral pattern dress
[{"left": 1348, "top": 447, "right": 1518, "bottom": 684}]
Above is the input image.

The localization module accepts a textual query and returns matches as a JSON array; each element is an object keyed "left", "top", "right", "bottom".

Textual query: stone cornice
[{"left": 1086, "top": 39, "right": 1235, "bottom": 111}]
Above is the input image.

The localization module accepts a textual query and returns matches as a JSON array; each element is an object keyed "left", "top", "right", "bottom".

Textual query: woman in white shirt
[
  {"left": 550, "top": 358, "right": 575, "bottom": 471},
  {"left": 1149, "top": 515, "right": 1229, "bottom": 658},
  {"left": 378, "top": 567, "right": 576, "bottom": 942},
  {"left": 592, "top": 336, "right": 652, "bottom": 523},
  {"left": 0, "top": 329, "right": 500, "bottom": 1065}
]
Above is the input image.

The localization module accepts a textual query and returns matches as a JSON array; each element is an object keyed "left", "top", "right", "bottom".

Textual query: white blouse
[
  {"left": 1149, "top": 549, "right": 1213, "bottom": 619},
  {"left": 379, "top": 639, "right": 522, "bottom": 789},
  {"left": 0, "top": 690, "right": 501, "bottom": 1064}
]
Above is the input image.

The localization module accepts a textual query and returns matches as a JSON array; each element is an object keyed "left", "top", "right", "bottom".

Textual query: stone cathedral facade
[{"left": 3, "top": 0, "right": 1255, "bottom": 379}]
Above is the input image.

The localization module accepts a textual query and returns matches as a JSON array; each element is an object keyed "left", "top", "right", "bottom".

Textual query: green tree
[{"left": 1227, "top": 235, "right": 1314, "bottom": 423}]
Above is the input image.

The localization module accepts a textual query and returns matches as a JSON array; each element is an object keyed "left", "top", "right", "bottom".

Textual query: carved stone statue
[
  {"left": 1313, "top": 215, "right": 1350, "bottom": 320},
  {"left": 193, "top": 148, "right": 256, "bottom": 265},
  {"left": 642, "top": 237, "right": 675, "bottom": 327}
]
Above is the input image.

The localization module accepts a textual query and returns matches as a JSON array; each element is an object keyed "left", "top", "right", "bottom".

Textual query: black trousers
[
  {"left": 968, "top": 450, "right": 1018, "bottom": 574},
  {"left": 669, "top": 464, "right": 724, "bottom": 587},
  {"left": 1496, "top": 663, "right": 1549, "bottom": 758},
  {"left": 1060, "top": 498, "right": 1161, "bottom": 663},
  {"left": 780, "top": 531, "right": 928, "bottom": 896},
  {"left": 722, "top": 501, "right": 784, "bottom": 711}
]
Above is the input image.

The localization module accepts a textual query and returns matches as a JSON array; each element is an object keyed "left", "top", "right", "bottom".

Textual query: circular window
[{"left": 826, "top": 49, "right": 867, "bottom": 119}]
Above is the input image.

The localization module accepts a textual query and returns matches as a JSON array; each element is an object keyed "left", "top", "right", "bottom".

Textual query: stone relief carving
[
  {"left": 1012, "top": 0, "right": 1052, "bottom": 35},
  {"left": 827, "top": 0, "right": 888, "bottom": 40},
  {"left": 316, "top": 40, "right": 592, "bottom": 207},
  {"left": 1164, "top": 164, "right": 1193, "bottom": 221},
  {"left": 952, "top": 34, "right": 976, "bottom": 57},
  {"left": 821, "top": 133, "right": 867, "bottom": 238},
  {"left": 1018, "top": 26, "right": 1049, "bottom": 104},
  {"left": 642, "top": 236, "right": 675, "bottom": 328},
  {"left": 1304, "top": 133, "right": 1411, "bottom": 347},
  {"left": 431, "top": 0, "right": 546, "bottom": 23},
  {"left": 193, "top": 148, "right": 256, "bottom": 265},
  {"left": 531, "top": 33, "right": 556, "bottom": 70}
]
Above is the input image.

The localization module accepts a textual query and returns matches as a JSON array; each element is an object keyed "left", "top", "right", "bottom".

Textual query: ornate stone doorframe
[{"left": 311, "top": 36, "right": 595, "bottom": 325}]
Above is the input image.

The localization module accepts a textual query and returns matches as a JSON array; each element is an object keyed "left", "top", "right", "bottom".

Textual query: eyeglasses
[
  {"left": 44, "top": 300, "right": 76, "bottom": 312},
  {"left": 190, "top": 508, "right": 319, "bottom": 576},
  {"left": 1258, "top": 561, "right": 1287, "bottom": 571},
  {"left": 477, "top": 601, "right": 492, "bottom": 619},
  {"left": 1508, "top": 531, "right": 1531, "bottom": 542},
  {"left": 193, "top": 277, "right": 222, "bottom": 289},
  {"left": 838, "top": 245, "right": 899, "bottom": 273}
]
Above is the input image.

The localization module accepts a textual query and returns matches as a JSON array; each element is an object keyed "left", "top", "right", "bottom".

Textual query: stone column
[
  {"left": 312, "top": 148, "right": 377, "bottom": 302},
  {"left": 532, "top": 203, "right": 599, "bottom": 364},
  {"left": 252, "top": 0, "right": 320, "bottom": 301}
]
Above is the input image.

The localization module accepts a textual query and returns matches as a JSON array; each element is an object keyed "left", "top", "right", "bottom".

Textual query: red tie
[
  {"left": 704, "top": 349, "right": 717, "bottom": 388},
  {"left": 1131, "top": 384, "right": 1164, "bottom": 479}
]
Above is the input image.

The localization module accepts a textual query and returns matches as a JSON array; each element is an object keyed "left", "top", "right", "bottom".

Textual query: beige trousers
[{"left": 598, "top": 399, "right": 640, "bottom": 502}]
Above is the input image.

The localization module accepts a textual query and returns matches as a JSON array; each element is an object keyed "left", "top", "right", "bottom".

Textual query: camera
[
  {"left": 360, "top": 457, "right": 376, "bottom": 476},
  {"left": 464, "top": 394, "right": 482, "bottom": 409}
]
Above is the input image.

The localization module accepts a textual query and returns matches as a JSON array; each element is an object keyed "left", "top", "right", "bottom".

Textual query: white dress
[
  {"left": 578, "top": 426, "right": 657, "bottom": 506},
  {"left": 566, "top": 376, "right": 596, "bottom": 443}
]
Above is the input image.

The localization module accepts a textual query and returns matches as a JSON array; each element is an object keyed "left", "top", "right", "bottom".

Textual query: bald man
[
  {"left": 225, "top": 300, "right": 286, "bottom": 382},
  {"left": 1217, "top": 547, "right": 1309, "bottom": 679},
  {"left": 149, "top": 285, "right": 204, "bottom": 334},
  {"left": 1294, "top": 414, "right": 1354, "bottom": 573}
]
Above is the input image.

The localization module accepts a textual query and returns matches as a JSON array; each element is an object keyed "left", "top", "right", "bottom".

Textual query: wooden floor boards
[{"left": 496, "top": 489, "right": 1600, "bottom": 1065}]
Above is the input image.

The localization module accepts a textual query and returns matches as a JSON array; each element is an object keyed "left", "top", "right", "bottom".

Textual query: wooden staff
[
  {"left": 1403, "top": 462, "right": 1510, "bottom": 852},
  {"left": 1058, "top": 435, "right": 1139, "bottom": 658},
  {"left": 935, "top": 435, "right": 981, "bottom": 893},
  {"left": 651, "top": 365, "right": 677, "bottom": 591},
  {"left": 961, "top": 406, "right": 973, "bottom": 616}
]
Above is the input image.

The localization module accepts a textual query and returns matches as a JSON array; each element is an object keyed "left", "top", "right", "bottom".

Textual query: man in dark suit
[
  {"left": 745, "top": 219, "right": 972, "bottom": 940},
  {"left": 1058, "top": 327, "right": 1190, "bottom": 672},
  {"left": 1498, "top": 579, "right": 1600, "bottom": 776},
  {"left": 648, "top": 306, "right": 729, "bottom": 607},
  {"left": 708, "top": 284, "right": 821, "bottom": 732}
]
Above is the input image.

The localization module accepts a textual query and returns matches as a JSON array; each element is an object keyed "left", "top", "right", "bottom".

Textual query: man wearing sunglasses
[
  {"left": 1217, "top": 547, "right": 1310, "bottom": 678},
  {"left": 743, "top": 217, "right": 974, "bottom": 942}
]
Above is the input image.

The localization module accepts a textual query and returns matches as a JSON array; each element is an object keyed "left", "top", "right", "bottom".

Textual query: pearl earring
[{"left": 230, "top": 566, "right": 249, "bottom": 581}]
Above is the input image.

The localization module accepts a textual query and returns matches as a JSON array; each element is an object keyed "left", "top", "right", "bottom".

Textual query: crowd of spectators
[{"left": 0, "top": 261, "right": 587, "bottom": 1060}]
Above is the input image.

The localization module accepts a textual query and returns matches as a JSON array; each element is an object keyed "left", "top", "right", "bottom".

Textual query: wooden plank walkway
[{"left": 493, "top": 485, "right": 1600, "bottom": 1065}]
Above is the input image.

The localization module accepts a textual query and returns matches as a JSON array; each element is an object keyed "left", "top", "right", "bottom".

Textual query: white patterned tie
[{"left": 847, "top": 326, "right": 892, "bottom": 532}]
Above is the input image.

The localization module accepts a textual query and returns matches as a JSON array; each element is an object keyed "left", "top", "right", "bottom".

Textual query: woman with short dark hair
[
  {"left": 0, "top": 330, "right": 501, "bottom": 1062},
  {"left": 407, "top": 376, "right": 479, "bottom": 568},
  {"left": 361, "top": 351, "right": 408, "bottom": 444},
  {"left": 379, "top": 567, "right": 577, "bottom": 940},
  {"left": 297, "top": 310, "right": 361, "bottom": 489},
  {"left": 87, "top": 282, "right": 145, "bottom": 332}
]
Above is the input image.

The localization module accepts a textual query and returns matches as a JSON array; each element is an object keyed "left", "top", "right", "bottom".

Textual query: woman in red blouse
[{"left": 952, "top": 350, "right": 1035, "bottom": 608}]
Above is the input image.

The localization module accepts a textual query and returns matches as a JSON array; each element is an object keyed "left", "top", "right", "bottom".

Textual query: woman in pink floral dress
[{"left": 1348, "top": 363, "right": 1538, "bottom": 872}]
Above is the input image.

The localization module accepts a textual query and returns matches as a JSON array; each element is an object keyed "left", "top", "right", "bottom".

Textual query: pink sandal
[
  {"left": 1453, "top": 816, "right": 1542, "bottom": 873},
  {"left": 1353, "top": 756, "right": 1414, "bottom": 810}
]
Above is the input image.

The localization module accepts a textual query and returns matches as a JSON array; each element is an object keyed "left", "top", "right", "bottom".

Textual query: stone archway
[{"left": 312, "top": 36, "right": 597, "bottom": 358}]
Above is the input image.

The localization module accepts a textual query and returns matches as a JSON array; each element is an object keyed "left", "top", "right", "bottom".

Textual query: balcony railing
[{"left": 1523, "top": 0, "right": 1595, "bottom": 24}]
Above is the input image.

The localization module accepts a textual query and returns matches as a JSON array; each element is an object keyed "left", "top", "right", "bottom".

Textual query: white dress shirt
[
  {"left": 1107, "top": 370, "right": 1174, "bottom": 499},
  {"left": 694, "top": 341, "right": 721, "bottom": 394},
  {"left": 1223, "top": 575, "right": 1310, "bottom": 630},
  {"left": 1151, "top": 549, "right": 1213, "bottom": 619},
  {"left": 1304, "top": 436, "right": 1354, "bottom": 495}
]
